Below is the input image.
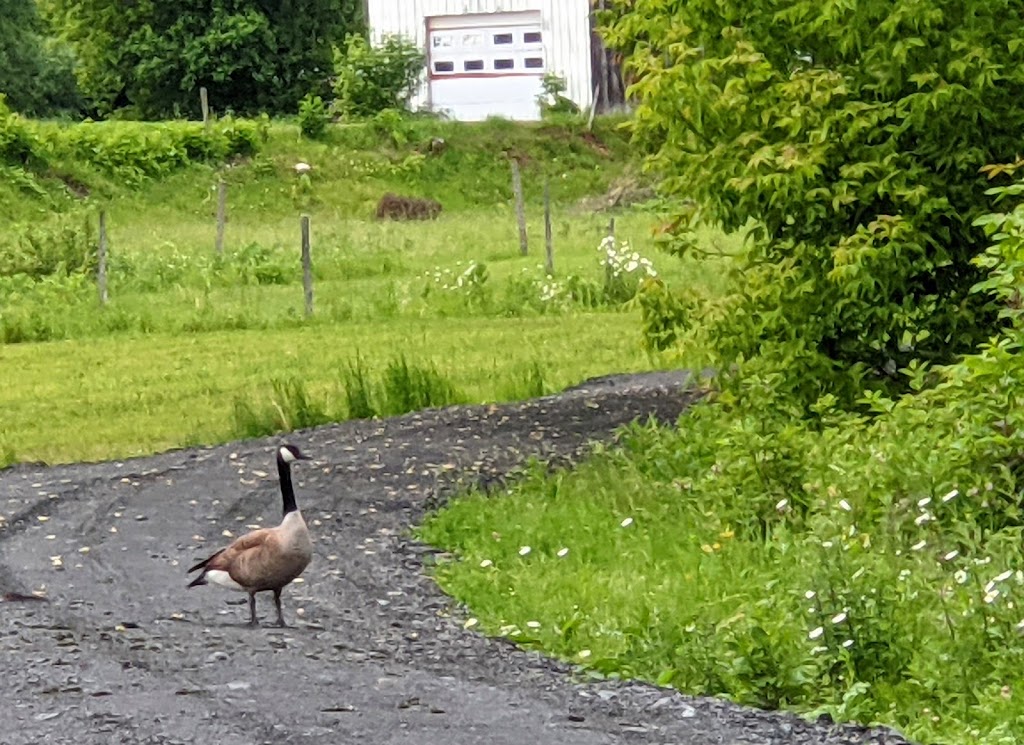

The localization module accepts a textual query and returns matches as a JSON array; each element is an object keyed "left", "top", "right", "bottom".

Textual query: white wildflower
[
  {"left": 943, "top": 550, "right": 959, "bottom": 562},
  {"left": 557, "top": 547, "right": 569, "bottom": 558},
  {"left": 479, "top": 559, "right": 493, "bottom": 568},
  {"left": 620, "top": 517, "right": 634, "bottom": 528},
  {"left": 911, "top": 540, "right": 927, "bottom": 551},
  {"left": 917, "top": 497, "right": 932, "bottom": 508},
  {"left": 809, "top": 626, "right": 824, "bottom": 640},
  {"left": 839, "top": 499, "right": 852, "bottom": 512},
  {"left": 915, "top": 513, "right": 932, "bottom": 526},
  {"left": 805, "top": 590, "right": 816, "bottom": 600},
  {"left": 831, "top": 612, "right": 848, "bottom": 625},
  {"left": 994, "top": 570, "right": 1013, "bottom": 583},
  {"left": 954, "top": 569, "right": 968, "bottom": 584},
  {"left": 985, "top": 589, "right": 1000, "bottom": 604},
  {"left": 518, "top": 546, "right": 531, "bottom": 556},
  {"left": 842, "top": 639, "right": 855, "bottom": 649},
  {"left": 942, "top": 489, "right": 959, "bottom": 503},
  {"left": 776, "top": 498, "right": 789, "bottom": 512}
]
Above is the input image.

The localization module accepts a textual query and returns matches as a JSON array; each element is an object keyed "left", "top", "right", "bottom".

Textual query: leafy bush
[
  {"left": 41, "top": 0, "right": 363, "bottom": 117},
  {"left": 0, "top": 212, "right": 95, "bottom": 279},
  {"left": 26, "top": 118, "right": 259, "bottom": 184},
  {"left": 0, "top": 96, "right": 37, "bottom": 165},
  {"left": 537, "top": 73, "right": 579, "bottom": 117},
  {"left": 604, "top": 0, "right": 1024, "bottom": 401},
  {"left": 333, "top": 34, "right": 424, "bottom": 118},
  {"left": 298, "top": 93, "right": 331, "bottom": 139},
  {"left": 0, "top": 0, "right": 83, "bottom": 117}
]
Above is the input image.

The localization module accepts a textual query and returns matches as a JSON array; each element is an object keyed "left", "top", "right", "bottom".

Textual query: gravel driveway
[{"left": 0, "top": 371, "right": 911, "bottom": 745}]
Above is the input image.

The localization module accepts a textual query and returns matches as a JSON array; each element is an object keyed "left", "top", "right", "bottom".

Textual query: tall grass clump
[
  {"left": 231, "top": 378, "right": 332, "bottom": 438},
  {"left": 339, "top": 354, "right": 464, "bottom": 420},
  {"left": 418, "top": 172, "right": 1024, "bottom": 744},
  {"left": 380, "top": 355, "right": 464, "bottom": 416}
]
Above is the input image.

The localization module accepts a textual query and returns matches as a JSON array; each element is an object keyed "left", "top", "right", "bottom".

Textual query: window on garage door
[{"left": 428, "top": 11, "right": 544, "bottom": 78}]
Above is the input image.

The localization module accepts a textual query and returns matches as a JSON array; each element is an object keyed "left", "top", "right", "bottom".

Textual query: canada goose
[{"left": 187, "top": 444, "right": 313, "bottom": 626}]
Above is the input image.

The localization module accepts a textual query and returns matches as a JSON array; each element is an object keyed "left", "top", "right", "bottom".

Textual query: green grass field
[{"left": 1, "top": 117, "right": 731, "bottom": 465}]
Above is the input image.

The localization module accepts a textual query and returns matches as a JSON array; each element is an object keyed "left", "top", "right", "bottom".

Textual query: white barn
[{"left": 364, "top": 0, "right": 596, "bottom": 121}]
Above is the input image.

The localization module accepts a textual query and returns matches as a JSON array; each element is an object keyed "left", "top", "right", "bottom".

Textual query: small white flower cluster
[
  {"left": 424, "top": 261, "right": 487, "bottom": 293},
  {"left": 599, "top": 236, "right": 657, "bottom": 278},
  {"left": 805, "top": 589, "right": 855, "bottom": 653}
]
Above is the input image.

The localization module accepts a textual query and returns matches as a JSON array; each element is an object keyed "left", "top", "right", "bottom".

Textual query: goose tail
[{"left": 186, "top": 549, "right": 224, "bottom": 587}]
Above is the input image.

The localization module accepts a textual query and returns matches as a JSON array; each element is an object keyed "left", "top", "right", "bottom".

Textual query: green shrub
[
  {"left": 537, "top": 73, "right": 579, "bottom": 117},
  {"left": 605, "top": 0, "right": 1024, "bottom": 401},
  {"left": 0, "top": 96, "right": 37, "bottom": 165},
  {"left": 27, "top": 118, "right": 260, "bottom": 184},
  {"left": 333, "top": 34, "right": 424, "bottom": 118},
  {"left": 298, "top": 93, "right": 331, "bottom": 139},
  {"left": 0, "top": 213, "right": 95, "bottom": 279}
]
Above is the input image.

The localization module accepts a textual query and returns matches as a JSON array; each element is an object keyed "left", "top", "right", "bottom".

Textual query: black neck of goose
[{"left": 278, "top": 458, "right": 298, "bottom": 516}]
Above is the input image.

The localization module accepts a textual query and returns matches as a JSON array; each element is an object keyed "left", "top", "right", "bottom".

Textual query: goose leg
[
  {"left": 247, "top": 592, "right": 259, "bottom": 626},
  {"left": 273, "top": 588, "right": 286, "bottom": 627}
]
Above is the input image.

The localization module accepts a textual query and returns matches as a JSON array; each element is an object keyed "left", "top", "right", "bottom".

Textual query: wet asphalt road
[{"left": 0, "top": 372, "right": 911, "bottom": 745}]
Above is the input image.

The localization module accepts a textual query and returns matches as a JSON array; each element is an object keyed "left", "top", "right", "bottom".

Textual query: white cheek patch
[
  {"left": 206, "top": 570, "right": 247, "bottom": 591},
  {"left": 279, "top": 447, "right": 296, "bottom": 463}
]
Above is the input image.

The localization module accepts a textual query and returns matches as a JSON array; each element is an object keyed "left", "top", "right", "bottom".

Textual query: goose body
[{"left": 187, "top": 444, "right": 313, "bottom": 626}]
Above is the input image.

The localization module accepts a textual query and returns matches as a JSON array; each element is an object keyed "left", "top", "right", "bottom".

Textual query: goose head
[{"left": 277, "top": 444, "right": 312, "bottom": 464}]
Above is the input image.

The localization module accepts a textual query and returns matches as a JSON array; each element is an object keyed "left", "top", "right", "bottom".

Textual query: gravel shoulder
[{"left": 0, "top": 371, "right": 910, "bottom": 745}]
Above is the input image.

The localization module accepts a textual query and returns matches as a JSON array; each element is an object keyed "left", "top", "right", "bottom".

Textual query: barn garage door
[{"left": 427, "top": 11, "right": 545, "bottom": 122}]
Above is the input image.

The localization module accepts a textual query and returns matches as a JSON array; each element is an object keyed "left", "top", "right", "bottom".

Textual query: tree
[
  {"left": 603, "top": 1, "right": 1024, "bottom": 401},
  {"left": 0, "top": 0, "right": 80, "bottom": 116},
  {"left": 41, "top": 0, "right": 364, "bottom": 118}
]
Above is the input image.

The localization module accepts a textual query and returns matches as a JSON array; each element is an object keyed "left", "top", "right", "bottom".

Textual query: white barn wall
[{"left": 366, "top": 0, "right": 594, "bottom": 117}]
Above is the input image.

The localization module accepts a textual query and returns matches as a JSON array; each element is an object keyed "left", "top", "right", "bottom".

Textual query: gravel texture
[{"left": 0, "top": 371, "right": 913, "bottom": 745}]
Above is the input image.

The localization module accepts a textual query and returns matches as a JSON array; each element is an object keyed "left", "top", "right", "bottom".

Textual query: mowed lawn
[{"left": 0, "top": 312, "right": 656, "bottom": 464}]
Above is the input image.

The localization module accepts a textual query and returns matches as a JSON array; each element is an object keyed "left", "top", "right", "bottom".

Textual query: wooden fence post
[
  {"left": 510, "top": 159, "right": 528, "bottom": 256},
  {"left": 300, "top": 214, "right": 313, "bottom": 317},
  {"left": 214, "top": 180, "right": 227, "bottom": 255},
  {"left": 200, "top": 87, "right": 210, "bottom": 131},
  {"left": 544, "top": 181, "right": 554, "bottom": 276},
  {"left": 97, "top": 210, "right": 108, "bottom": 306},
  {"left": 587, "top": 82, "right": 600, "bottom": 132}
]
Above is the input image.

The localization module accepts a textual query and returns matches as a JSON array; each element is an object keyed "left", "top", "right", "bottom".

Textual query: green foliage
[
  {"left": 0, "top": 97, "right": 36, "bottom": 165},
  {"left": 298, "top": 94, "right": 331, "bottom": 139},
  {"left": 231, "top": 354, "right": 464, "bottom": 436},
  {"left": 26, "top": 118, "right": 260, "bottom": 184},
  {"left": 0, "top": 212, "right": 95, "bottom": 279},
  {"left": 419, "top": 171, "right": 1024, "bottom": 744},
  {"left": 40, "top": 0, "right": 364, "bottom": 118},
  {"left": 0, "top": 0, "right": 82, "bottom": 116},
  {"left": 231, "top": 377, "right": 333, "bottom": 438},
  {"left": 537, "top": 73, "right": 580, "bottom": 117},
  {"left": 604, "top": 0, "right": 1024, "bottom": 400},
  {"left": 332, "top": 34, "right": 424, "bottom": 118}
]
